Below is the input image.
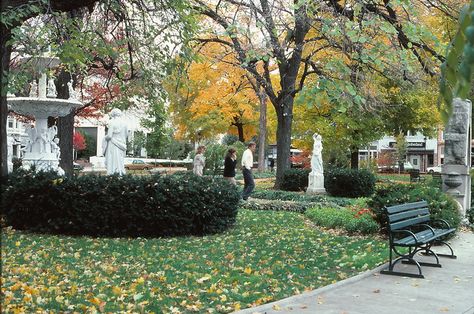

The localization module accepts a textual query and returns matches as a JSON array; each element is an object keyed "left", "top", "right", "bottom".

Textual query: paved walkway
[{"left": 234, "top": 231, "right": 474, "bottom": 314}]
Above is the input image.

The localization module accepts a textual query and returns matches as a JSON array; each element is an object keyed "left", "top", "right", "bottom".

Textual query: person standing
[
  {"left": 223, "top": 148, "right": 238, "bottom": 185},
  {"left": 241, "top": 142, "right": 256, "bottom": 200},
  {"left": 193, "top": 145, "right": 206, "bottom": 176}
]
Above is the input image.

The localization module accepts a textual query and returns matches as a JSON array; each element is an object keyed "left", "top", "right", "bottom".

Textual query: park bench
[
  {"left": 409, "top": 169, "right": 425, "bottom": 182},
  {"left": 380, "top": 201, "right": 456, "bottom": 278}
]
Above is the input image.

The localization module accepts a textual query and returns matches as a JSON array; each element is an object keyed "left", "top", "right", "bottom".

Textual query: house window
[
  {"left": 413, "top": 158, "right": 418, "bottom": 166},
  {"left": 8, "top": 119, "right": 13, "bottom": 128}
]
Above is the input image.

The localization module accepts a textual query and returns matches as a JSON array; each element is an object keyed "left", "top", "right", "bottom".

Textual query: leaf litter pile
[{"left": 2, "top": 210, "right": 387, "bottom": 313}]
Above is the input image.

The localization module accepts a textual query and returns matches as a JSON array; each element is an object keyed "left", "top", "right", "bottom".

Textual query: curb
[{"left": 233, "top": 262, "right": 389, "bottom": 314}]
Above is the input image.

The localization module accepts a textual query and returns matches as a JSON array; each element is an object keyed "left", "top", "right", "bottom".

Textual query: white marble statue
[
  {"left": 311, "top": 133, "right": 323, "bottom": 175},
  {"left": 67, "top": 80, "right": 76, "bottom": 100},
  {"left": 29, "top": 81, "right": 38, "bottom": 98},
  {"left": 47, "top": 78, "right": 57, "bottom": 98},
  {"left": 307, "top": 133, "right": 326, "bottom": 194},
  {"left": 104, "top": 108, "right": 128, "bottom": 175}
]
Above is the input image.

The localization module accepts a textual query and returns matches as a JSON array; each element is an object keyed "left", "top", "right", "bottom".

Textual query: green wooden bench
[{"left": 380, "top": 201, "right": 456, "bottom": 278}]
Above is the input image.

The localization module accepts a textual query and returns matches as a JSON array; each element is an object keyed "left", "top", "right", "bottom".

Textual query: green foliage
[
  {"left": 305, "top": 206, "right": 379, "bottom": 235},
  {"left": 359, "top": 159, "right": 378, "bottom": 174},
  {"left": 280, "top": 168, "right": 311, "bottom": 191},
  {"left": 251, "top": 189, "right": 353, "bottom": 207},
  {"left": 368, "top": 183, "right": 461, "bottom": 232},
  {"left": 221, "top": 134, "right": 240, "bottom": 145},
  {"left": 242, "top": 199, "right": 311, "bottom": 213},
  {"left": 76, "top": 132, "right": 96, "bottom": 160},
  {"left": 439, "top": 1, "right": 474, "bottom": 121},
  {"left": 325, "top": 168, "right": 376, "bottom": 198},
  {"left": 1, "top": 170, "right": 240, "bottom": 237}
]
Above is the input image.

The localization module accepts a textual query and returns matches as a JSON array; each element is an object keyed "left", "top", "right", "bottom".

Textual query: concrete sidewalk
[{"left": 234, "top": 231, "right": 474, "bottom": 314}]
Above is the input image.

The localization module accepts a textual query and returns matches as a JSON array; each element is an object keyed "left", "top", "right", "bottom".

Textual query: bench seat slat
[
  {"left": 394, "top": 229, "right": 434, "bottom": 246},
  {"left": 386, "top": 201, "right": 429, "bottom": 214},
  {"left": 389, "top": 208, "right": 430, "bottom": 223},
  {"left": 390, "top": 215, "right": 431, "bottom": 230}
]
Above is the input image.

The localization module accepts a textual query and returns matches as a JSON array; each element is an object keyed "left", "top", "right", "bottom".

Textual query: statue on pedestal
[
  {"left": 104, "top": 108, "right": 128, "bottom": 175},
  {"left": 307, "top": 133, "right": 326, "bottom": 194}
]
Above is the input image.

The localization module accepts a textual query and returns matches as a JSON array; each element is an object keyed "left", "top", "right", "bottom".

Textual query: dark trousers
[{"left": 242, "top": 168, "right": 255, "bottom": 200}]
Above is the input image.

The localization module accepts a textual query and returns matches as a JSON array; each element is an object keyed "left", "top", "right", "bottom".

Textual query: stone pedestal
[
  {"left": 442, "top": 98, "right": 472, "bottom": 217},
  {"left": 307, "top": 173, "right": 326, "bottom": 194},
  {"left": 442, "top": 165, "right": 470, "bottom": 217}
]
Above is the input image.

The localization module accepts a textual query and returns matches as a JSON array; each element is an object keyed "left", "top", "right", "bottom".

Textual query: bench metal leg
[
  {"left": 421, "top": 240, "right": 457, "bottom": 259},
  {"left": 381, "top": 248, "right": 424, "bottom": 279}
]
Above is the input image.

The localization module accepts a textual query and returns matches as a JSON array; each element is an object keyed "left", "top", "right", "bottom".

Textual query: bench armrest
[
  {"left": 391, "top": 229, "right": 419, "bottom": 243},
  {"left": 414, "top": 223, "right": 436, "bottom": 236},
  {"left": 430, "top": 218, "right": 452, "bottom": 229}
]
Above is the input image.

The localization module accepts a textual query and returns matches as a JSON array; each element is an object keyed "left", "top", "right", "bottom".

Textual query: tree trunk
[
  {"left": 56, "top": 70, "right": 74, "bottom": 176},
  {"left": 274, "top": 100, "right": 293, "bottom": 189},
  {"left": 351, "top": 149, "right": 359, "bottom": 169},
  {"left": 0, "top": 26, "right": 12, "bottom": 177},
  {"left": 257, "top": 86, "right": 267, "bottom": 172},
  {"left": 236, "top": 122, "right": 245, "bottom": 143}
]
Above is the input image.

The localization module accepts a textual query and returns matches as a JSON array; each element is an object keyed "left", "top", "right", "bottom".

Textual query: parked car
[
  {"left": 378, "top": 162, "right": 414, "bottom": 173},
  {"left": 73, "top": 162, "right": 84, "bottom": 171},
  {"left": 125, "top": 159, "right": 154, "bottom": 171},
  {"left": 427, "top": 165, "right": 442, "bottom": 173}
]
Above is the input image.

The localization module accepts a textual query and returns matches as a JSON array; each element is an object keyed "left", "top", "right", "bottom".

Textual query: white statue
[
  {"left": 51, "top": 137, "right": 61, "bottom": 159},
  {"left": 311, "top": 133, "right": 323, "bottom": 175},
  {"left": 307, "top": 133, "right": 326, "bottom": 194},
  {"left": 67, "top": 80, "right": 76, "bottom": 100},
  {"left": 29, "top": 81, "right": 38, "bottom": 97},
  {"left": 47, "top": 78, "right": 57, "bottom": 98},
  {"left": 104, "top": 108, "right": 128, "bottom": 175}
]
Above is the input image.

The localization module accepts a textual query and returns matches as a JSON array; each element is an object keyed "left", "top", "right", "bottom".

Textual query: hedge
[
  {"left": 325, "top": 168, "right": 376, "bottom": 198},
  {"left": 1, "top": 170, "right": 240, "bottom": 237}
]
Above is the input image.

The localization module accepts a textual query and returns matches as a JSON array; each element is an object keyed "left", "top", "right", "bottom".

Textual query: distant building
[{"left": 359, "top": 132, "right": 438, "bottom": 172}]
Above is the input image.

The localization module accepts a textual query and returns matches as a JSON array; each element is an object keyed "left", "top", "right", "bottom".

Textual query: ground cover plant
[
  {"left": 305, "top": 206, "right": 379, "bottom": 235},
  {"left": 2, "top": 210, "right": 388, "bottom": 313}
]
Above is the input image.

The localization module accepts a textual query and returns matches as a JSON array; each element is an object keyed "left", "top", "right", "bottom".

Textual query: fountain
[{"left": 7, "top": 56, "right": 82, "bottom": 174}]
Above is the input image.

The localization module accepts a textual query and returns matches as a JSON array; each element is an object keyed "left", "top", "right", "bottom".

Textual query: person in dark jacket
[{"left": 223, "top": 148, "right": 237, "bottom": 185}]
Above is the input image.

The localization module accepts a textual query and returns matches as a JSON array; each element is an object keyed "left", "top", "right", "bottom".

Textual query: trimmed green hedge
[
  {"left": 368, "top": 183, "right": 461, "bottom": 233},
  {"left": 1, "top": 170, "right": 240, "bottom": 237},
  {"left": 325, "top": 168, "right": 376, "bottom": 198},
  {"left": 280, "top": 168, "right": 311, "bottom": 191}
]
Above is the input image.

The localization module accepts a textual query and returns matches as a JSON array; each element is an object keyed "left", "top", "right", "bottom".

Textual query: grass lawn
[{"left": 1, "top": 210, "right": 387, "bottom": 313}]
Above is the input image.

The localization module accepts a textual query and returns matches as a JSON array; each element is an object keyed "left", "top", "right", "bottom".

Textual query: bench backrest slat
[
  {"left": 385, "top": 201, "right": 431, "bottom": 231},
  {"left": 389, "top": 208, "right": 430, "bottom": 223},
  {"left": 390, "top": 214, "right": 431, "bottom": 230},
  {"left": 386, "top": 201, "right": 429, "bottom": 214}
]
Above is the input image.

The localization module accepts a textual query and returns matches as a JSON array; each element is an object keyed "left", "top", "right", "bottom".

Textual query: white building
[
  {"left": 7, "top": 116, "right": 29, "bottom": 158},
  {"left": 359, "top": 132, "right": 439, "bottom": 172}
]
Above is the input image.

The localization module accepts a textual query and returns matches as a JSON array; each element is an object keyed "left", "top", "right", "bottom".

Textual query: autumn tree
[
  {"left": 167, "top": 43, "right": 259, "bottom": 143},
  {"left": 191, "top": 0, "right": 453, "bottom": 187}
]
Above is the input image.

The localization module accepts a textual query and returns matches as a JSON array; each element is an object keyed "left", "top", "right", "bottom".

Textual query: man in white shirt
[{"left": 241, "top": 142, "right": 256, "bottom": 200}]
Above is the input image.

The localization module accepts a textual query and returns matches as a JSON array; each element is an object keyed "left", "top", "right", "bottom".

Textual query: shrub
[
  {"left": 368, "top": 183, "right": 461, "bottom": 232},
  {"left": 280, "top": 168, "right": 311, "bottom": 191},
  {"left": 242, "top": 199, "right": 311, "bottom": 213},
  {"left": 324, "top": 168, "right": 376, "bottom": 198},
  {"left": 1, "top": 170, "right": 240, "bottom": 237},
  {"left": 305, "top": 205, "right": 379, "bottom": 235},
  {"left": 251, "top": 189, "right": 353, "bottom": 207}
]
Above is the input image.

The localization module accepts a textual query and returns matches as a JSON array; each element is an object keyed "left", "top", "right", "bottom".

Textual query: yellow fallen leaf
[
  {"left": 272, "top": 304, "right": 282, "bottom": 310},
  {"left": 112, "top": 286, "right": 122, "bottom": 295},
  {"left": 196, "top": 276, "right": 211, "bottom": 284},
  {"left": 244, "top": 267, "right": 252, "bottom": 275}
]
